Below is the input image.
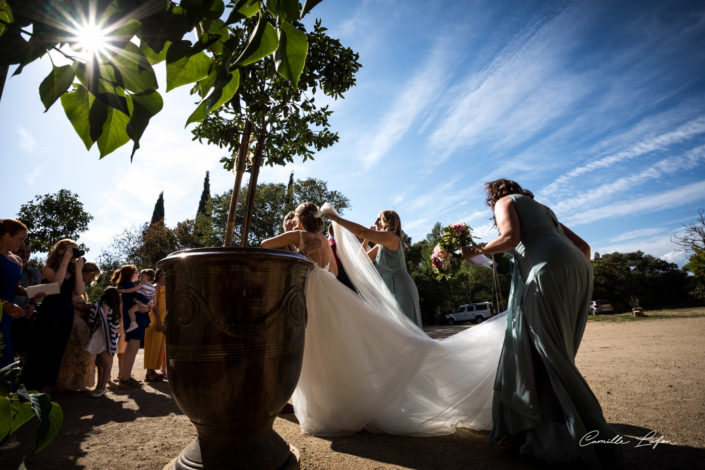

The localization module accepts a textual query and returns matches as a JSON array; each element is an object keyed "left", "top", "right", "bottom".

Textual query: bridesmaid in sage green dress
[
  {"left": 324, "top": 209, "right": 423, "bottom": 328},
  {"left": 461, "top": 179, "right": 622, "bottom": 469}
]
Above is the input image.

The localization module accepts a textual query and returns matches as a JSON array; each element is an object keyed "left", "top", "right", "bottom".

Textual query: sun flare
[{"left": 73, "top": 20, "right": 110, "bottom": 60}]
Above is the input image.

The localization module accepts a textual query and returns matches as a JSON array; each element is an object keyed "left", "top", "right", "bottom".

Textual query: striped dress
[{"left": 85, "top": 303, "right": 121, "bottom": 356}]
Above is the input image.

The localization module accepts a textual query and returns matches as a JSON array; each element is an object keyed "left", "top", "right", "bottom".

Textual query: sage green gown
[
  {"left": 490, "top": 195, "right": 622, "bottom": 468},
  {"left": 375, "top": 238, "right": 423, "bottom": 328}
]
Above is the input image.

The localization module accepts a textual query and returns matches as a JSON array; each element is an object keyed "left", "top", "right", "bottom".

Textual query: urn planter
[{"left": 157, "top": 247, "right": 312, "bottom": 470}]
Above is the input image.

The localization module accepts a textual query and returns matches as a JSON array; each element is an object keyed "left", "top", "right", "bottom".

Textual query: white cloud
[
  {"left": 541, "top": 115, "right": 705, "bottom": 199},
  {"left": 359, "top": 41, "right": 450, "bottom": 170},
  {"left": 550, "top": 143, "right": 705, "bottom": 214},
  {"left": 25, "top": 164, "right": 42, "bottom": 186},
  {"left": 17, "top": 127, "right": 37, "bottom": 153},
  {"left": 595, "top": 233, "right": 689, "bottom": 266},
  {"left": 562, "top": 179, "right": 705, "bottom": 226},
  {"left": 608, "top": 227, "right": 665, "bottom": 243},
  {"left": 426, "top": 5, "right": 590, "bottom": 166}
]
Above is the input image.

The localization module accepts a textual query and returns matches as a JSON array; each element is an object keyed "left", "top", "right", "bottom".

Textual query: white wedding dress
[{"left": 291, "top": 211, "right": 507, "bottom": 437}]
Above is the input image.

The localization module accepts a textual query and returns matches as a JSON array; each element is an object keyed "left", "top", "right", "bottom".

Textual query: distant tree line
[{"left": 13, "top": 190, "right": 705, "bottom": 318}]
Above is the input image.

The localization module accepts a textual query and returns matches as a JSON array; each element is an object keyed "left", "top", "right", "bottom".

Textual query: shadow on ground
[{"left": 0, "top": 382, "right": 181, "bottom": 470}]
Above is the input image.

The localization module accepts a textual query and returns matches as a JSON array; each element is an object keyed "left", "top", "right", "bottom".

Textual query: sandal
[{"left": 145, "top": 371, "right": 164, "bottom": 382}]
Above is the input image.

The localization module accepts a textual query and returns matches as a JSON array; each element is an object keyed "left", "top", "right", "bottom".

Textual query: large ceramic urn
[{"left": 157, "top": 247, "right": 312, "bottom": 470}]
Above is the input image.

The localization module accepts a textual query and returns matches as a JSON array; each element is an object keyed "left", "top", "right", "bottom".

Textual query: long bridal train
[{"left": 291, "top": 207, "right": 507, "bottom": 436}]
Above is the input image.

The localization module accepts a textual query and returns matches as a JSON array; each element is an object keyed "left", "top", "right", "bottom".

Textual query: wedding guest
[
  {"left": 143, "top": 269, "right": 165, "bottom": 382},
  {"left": 10, "top": 242, "right": 41, "bottom": 361},
  {"left": 0, "top": 219, "right": 28, "bottom": 367},
  {"left": 112, "top": 265, "right": 151, "bottom": 389},
  {"left": 460, "top": 179, "right": 621, "bottom": 468},
  {"left": 13, "top": 243, "right": 40, "bottom": 309},
  {"left": 85, "top": 287, "right": 121, "bottom": 398},
  {"left": 278, "top": 210, "right": 298, "bottom": 252},
  {"left": 327, "top": 224, "right": 354, "bottom": 290},
  {"left": 21, "top": 239, "right": 85, "bottom": 391},
  {"left": 324, "top": 209, "right": 422, "bottom": 327},
  {"left": 56, "top": 261, "right": 101, "bottom": 392},
  {"left": 118, "top": 269, "right": 155, "bottom": 333}
]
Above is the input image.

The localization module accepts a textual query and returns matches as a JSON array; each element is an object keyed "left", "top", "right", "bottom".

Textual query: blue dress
[
  {"left": 0, "top": 254, "right": 22, "bottom": 367},
  {"left": 375, "top": 237, "right": 423, "bottom": 328},
  {"left": 119, "top": 282, "right": 150, "bottom": 341},
  {"left": 490, "top": 195, "right": 622, "bottom": 468}
]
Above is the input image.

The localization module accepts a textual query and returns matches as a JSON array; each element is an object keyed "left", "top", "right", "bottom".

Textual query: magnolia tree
[{"left": 0, "top": 0, "right": 325, "bottom": 158}]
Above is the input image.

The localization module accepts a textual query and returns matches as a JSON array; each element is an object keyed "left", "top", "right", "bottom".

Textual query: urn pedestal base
[{"left": 164, "top": 436, "right": 300, "bottom": 470}]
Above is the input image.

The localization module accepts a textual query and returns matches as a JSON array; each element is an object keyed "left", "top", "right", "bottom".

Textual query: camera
[{"left": 72, "top": 247, "right": 86, "bottom": 258}]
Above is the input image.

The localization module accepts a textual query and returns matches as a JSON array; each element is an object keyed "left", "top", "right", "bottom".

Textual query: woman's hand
[
  {"left": 61, "top": 248, "right": 74, "bottom": 265},
  {"left": 319, "top": 203, "right": 339, "bottom": 218},
  {"left": 75, "top": 256, "right": 85, "bottom": 271},
  {"left": 1, "top": 300, "right": 26, "bottom": 318},
  {"left": 461, "top": 245, "right": 484, "bottom": 260}
]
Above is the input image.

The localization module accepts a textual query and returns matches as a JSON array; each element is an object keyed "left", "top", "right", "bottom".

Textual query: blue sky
[{"left": 2, "top": 0, "right": 705, "bottom": 266}]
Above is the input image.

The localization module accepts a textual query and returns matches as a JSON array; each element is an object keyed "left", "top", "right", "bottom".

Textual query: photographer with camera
[{"left": 21, "top": 239, "right": 87, "bottom": 392}]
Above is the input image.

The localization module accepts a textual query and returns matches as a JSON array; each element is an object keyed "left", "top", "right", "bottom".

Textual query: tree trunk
[
  {"left": 224, "top": 119, "right": 252, "bottom": 247},
  {"left": 240, "top": 122, "right": 267, "bottom": 247}
]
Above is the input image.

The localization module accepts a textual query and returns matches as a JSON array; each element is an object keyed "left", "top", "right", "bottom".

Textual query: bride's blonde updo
[{"left": 295, "top": 202, "right": 323, "bottom": 232}]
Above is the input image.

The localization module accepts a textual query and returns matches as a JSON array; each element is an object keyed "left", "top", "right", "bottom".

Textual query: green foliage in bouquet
[{"left": 430, "top": 223, "right": 478, "bottom": 281}]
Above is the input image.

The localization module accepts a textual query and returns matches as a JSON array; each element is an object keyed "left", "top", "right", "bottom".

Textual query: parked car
[
  {"left": 446, "top": 302, "right": 494, "bottom": 324},
  {"left": 589, "top": 300, "right": 614, "bottom": 315}
]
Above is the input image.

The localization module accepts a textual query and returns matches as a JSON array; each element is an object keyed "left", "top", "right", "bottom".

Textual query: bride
[{"left": 262, "top": 202, "right": 506, "bottom": 437}]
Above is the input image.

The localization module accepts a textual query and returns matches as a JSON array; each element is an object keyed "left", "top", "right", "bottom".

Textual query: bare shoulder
[
  {"left": 8, "top": 253, "right": 22, "bottom": 266},
  {"left": 42, "top": 265, "right": 56, "bottom": 279},
  {"left": 495, "top": 195, "right": 515, "bottom": 208}
]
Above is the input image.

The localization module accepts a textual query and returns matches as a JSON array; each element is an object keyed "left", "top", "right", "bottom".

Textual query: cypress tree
[
  {"left": 284, "top": 171, "right": 295, "bottom": 214},
  {"left": 197, "top": 171, "right": 211, "bottom": 218},
  {"left": 151, "top": 191, "right": 165, "bottom": 225}
]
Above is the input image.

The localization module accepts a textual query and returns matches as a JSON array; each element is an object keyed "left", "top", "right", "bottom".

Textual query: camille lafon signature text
[{"left": 579, "top": 430, "right": 673, "bottom": 449}]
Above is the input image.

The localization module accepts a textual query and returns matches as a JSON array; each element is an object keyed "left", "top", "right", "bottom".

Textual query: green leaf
[
  {"left": 112, "top": 19, "right": 142, "bottom": 43},
  {"left": 140, "top": 40, "right": 170, "bottom": 65},
  {"left": 186, "top": 69, "right": 239, "bottom": 125},
  {"left": 94, "top": 91, "right": 129, "bottom": 116},
  {"left": 300, "top": 0, "right": 323, "bottom": 18},
  {"left": 126, "top": 90, "right": 164, "bottom": 159},
  {"left": 72, "top": 60, "right": 99, "bottom": 95},
  {"left": 165, "top": 41, "right": 212, "bottom": 91},
  {"left": 60, "top": 85, "right": 94, "bottom": 150},
  {"left": 199, "top": 66, "right": 217, "bottom": 98},
  {"left": 267, "top": 0, "right": 300, "bottom": 21},
  {"left": 275, "top": 22, "right": 308, "bottom": 87},
  {"left": 38, "top": 65, "right": 75, "bottom": 112},
  {"left": 234, "top": 15, "right": 279, "bottom": 66},
  {"left": 97, "top": 103, "right": 131, "bottom": 158},
  {"left": 88, "top": 97, "right": 109, "bottom": 143},
  {"left": 208, "top": 69, "right": 239, "bottom": 111},
  {"left": 111, "top": 42, "right": 158, "bottom": 93},
  {"left": 226, "top": 0, "right": 260, "bottom": 24},
  {"left": 31, "top": 398, "right": 62, "bottom": 455},
  {"left": 0, "top": 1, "right": 14, "bottom": 37},
  {"left": 0, "top": 396, "right": 10, "bottom": 442},
  {"left": 9, "top": 401, "right": 34, "bottom": 435}
]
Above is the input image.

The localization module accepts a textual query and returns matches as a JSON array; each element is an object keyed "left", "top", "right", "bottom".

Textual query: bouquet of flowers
[{"left": 430, "top": 223, "right": 478, "bottom": 280}]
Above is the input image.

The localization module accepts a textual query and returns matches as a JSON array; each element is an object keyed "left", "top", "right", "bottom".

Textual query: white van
[{"left": 445, "top": 302, "right": 493, "bottom": 325}]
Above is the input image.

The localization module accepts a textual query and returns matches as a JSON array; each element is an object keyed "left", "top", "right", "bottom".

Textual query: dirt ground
[{"left": 2, "top": 310, "right": 704, "bottom": 470}]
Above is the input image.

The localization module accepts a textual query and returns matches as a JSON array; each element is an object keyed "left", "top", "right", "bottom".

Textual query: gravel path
[{"left": 2, "top": 313, "right": 704, "bottom": 469}]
